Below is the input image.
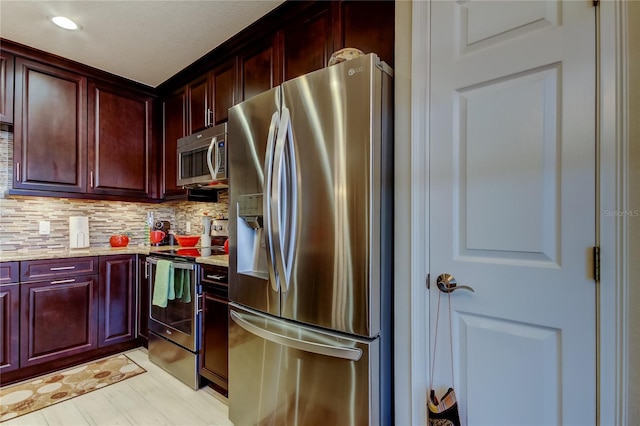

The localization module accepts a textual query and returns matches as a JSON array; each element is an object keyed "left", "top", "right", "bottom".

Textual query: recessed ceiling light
[{"left": 51, "top": 16, "right": 80, "bottom": 31}]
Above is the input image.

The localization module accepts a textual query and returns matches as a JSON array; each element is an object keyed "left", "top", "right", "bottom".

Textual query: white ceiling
[{"left": 0, "top": 1, "right": 285, "bottom": 87}]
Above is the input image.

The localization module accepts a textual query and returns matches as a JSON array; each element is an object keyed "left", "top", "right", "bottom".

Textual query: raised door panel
[
  {"left": 13, "top": 58, "right": 87, "bottom": 193},
  {"left": 282, "top": 6, "right": 333, "bottom": 81},
  {"left": 99, "top": 255, "right": 136, "bottom": 347},
  {"left": 0, "top": 52, "right": 14, "bottom": 124},
  {"left": 212, "top": 60, "right": 237, "bottom": 125},
  {"left": 202, "top": 292, "right": 228, "bottom": 394},
  {"left": 20, "top": 277, "right": 98, "bottom": 367},
  {"left": 240, "top": 41, "right": 278, "bottom": 102},
  {"left": 0, "top": 283, "right": 19, "bottom": 373},
  {"left": 337, "top": 1, "right": 395, "bottom": 67},
  {"left": 0, "top": 261, "right": 18, "bottom": 285},
  {"left": 187, "top": 75, "right": 211, "bottom": 133},
  {"left": 163, "top": 89, "right": 187, "bottom": 199},
  {"left": 137, "top": 256, "right": 149, "bottom": 345},
  {"left": 88, "top": 82, "right": 153, "bottom": 199}
]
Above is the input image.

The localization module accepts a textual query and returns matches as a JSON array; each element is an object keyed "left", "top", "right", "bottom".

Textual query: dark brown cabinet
[
  {"left": 200, "top": 264, "right": 229, "bottom": 396},
  {"left": 0, "top": 52, "right": 14, "bottom": 125},
  {"left": 334, "top": 1, "right": 395, "bottom": 67},
  {"left": 281, "top": 6, "right": 333, "bottom": 81},
  {"left": 137, "top": 255, "right": 149, "bottom": 346},
  {"left": 187, "top": 74, "right": 211, "bottom": 134},
  {"left": 13, "top": 58, "right": 87, "bottom": 193},
  {"left": 88, "top": 81, "right": 156, "bottom": 199},
  {"left": 211, "top": 60, "right": 237, "bottom": 125},
  {"left": 162, "top": 89, "right": 187, "bottom": 199},
  {"left": 20, "top": 276, "right": 99, "bottom": 368},
  {"left": 239, "top": 40, "right": 279, "bottom": 102},
  {"left": 98, "top": 255, "right": 136, "bottom": 347},
  {"left": 0, "top": 262, "right": 19, "bottom": 374}
]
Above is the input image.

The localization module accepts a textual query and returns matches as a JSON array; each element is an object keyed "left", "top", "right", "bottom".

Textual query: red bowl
[
  {"left": 109, "top": 235, "right": 129, "bottom": 247},
  {"left": 174, "top": 235, "right": 200, "bottom": 247}
]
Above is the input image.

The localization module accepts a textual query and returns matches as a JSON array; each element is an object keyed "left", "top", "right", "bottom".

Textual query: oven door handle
[{"left": 147, "top": 257, "right": 196, "bottom": 270}]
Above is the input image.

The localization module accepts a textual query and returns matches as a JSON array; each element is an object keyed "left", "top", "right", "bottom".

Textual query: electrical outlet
[
  {"left": 39, "top": 221, "right": 50, "bottom": 235},
  {"left": 186, "top": 221, "right": 191, "bottom": 233}
]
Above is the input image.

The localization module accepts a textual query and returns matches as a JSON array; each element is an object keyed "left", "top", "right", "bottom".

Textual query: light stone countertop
[{"left": 0, "top": 246, "right": 229, "bottom": 268}]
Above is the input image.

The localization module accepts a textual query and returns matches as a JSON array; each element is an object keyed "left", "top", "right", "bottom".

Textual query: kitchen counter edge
[{"left": 0, "top": 247, "right": 229, "bottom": 267}]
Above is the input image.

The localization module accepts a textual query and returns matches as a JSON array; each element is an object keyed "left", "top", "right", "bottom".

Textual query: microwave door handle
[
  {"left": 264, "top": 111, "right": 280, "bottom": 292},
  {"left": 207, "top": 136, "right": 218, "bottom": 179}
]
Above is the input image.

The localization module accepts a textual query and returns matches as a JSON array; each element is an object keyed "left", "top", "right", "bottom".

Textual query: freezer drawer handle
[{"left": 230, "top": 310, "right": 362, "bottom": 361}]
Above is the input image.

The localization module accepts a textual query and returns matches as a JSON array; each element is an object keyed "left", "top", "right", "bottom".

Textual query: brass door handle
[{"left": 436, "top": 274, "right": 475, "bottom": 293}]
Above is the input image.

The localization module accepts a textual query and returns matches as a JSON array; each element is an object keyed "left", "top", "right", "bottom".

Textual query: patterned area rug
[{"left": 0, "top": 354, "right": 145, "bottom": 422}]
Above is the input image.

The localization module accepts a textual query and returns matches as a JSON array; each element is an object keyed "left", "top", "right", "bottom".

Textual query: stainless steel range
[{"left": 147, "top": 245, "right": 224, "bottom": 389}]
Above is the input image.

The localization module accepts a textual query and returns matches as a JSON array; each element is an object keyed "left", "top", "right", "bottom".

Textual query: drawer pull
[
  {"left": 51, "top": 279, "right": 76, "bottom": 285},
  {"left": 50, "top": 266, "right": 76, "bottom": 271},
  {"left": 206, "top": 274, "right": 226, "bottom": 281}
]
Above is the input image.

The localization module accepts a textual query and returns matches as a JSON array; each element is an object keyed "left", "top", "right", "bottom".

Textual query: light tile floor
[{"left": 2, "top": 348, "right": 234, "bottom": 426}]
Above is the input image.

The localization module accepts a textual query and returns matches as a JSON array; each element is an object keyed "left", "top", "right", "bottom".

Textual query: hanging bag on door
[{"left": 427, "top": 289, "right": 461, "bottom": 426}]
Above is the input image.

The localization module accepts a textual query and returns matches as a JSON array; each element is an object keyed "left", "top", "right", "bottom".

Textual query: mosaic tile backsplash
[{"left": 0, "top": 131, "right": 228, "bottom": 251}]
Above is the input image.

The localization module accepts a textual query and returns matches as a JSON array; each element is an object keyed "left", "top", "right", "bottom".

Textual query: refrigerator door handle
[
  {"left": 230, "top": 310, "right": 363, "bottom": 361},
  {"left": 264, "top": 112, "right": 280, "bottom": 292},
  {"left": 207, "top": 136, "right": 218, "bottom": 179},
  {"left": 271, "top": 108, "right": 290, "bottom": 291}
]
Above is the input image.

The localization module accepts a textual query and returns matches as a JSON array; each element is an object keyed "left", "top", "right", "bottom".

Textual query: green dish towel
[
  {"left": 152, "top": 259, "right": 174, "bottom": 307},
  {"left": 174, "top": 269, "right": 191, "bottom": 303}
]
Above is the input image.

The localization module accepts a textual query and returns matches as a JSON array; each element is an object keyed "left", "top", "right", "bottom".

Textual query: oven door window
[{"left": 150, "top": 262, "right": 196, "bottom": 336}]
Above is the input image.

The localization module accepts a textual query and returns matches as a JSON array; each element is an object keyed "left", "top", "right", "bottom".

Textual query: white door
[{"left": 429, "top": 1, "right": 596, "bottom": 425}]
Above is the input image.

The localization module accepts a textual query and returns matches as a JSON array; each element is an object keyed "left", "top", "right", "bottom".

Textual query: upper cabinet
[
  {"left": 187, "top": 73, "right": 211, "bottom": 134},
  {"left": 162, "top": 88, "right": 187, "bottom": 199},
  {"left": 88, "top": 81, "right": 156, "bottom": 200},
  {"left": 13, "top": 58, "right": 88, "bottom": 193},
  {"left": 0, "top": 52, "right": 14, "bottom": 125},
  {"left": 334, "top": 1, "right": 395, "bottom": 67},
  {"left": 211, "top": 59, "right": 237, "bottom": 125},
  {"left": 239, "top": 37, "right": 279, "bottom": 102},
  {"left": 281, "top": 5, "right": 333, "bottom": 81}
]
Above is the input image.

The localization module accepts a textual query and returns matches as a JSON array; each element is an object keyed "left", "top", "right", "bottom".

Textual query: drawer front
[
  {"left": 0, "top": 262, "right": 19, "bottom": 284},
  {"left": 21, "top": 257, "right": 98, "bottom": 282},
  {"left": 201, "top": 264, "right": 228, "bottom": 286}
]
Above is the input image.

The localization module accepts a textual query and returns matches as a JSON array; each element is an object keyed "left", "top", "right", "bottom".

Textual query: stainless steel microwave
[{"left": 177, "top": 123, "right": 228, "bottom": 188}]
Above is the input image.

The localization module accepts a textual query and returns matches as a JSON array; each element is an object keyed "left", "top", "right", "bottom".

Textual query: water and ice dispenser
[{"left": 237, "top": 194, "right": 268, "bottom": 279}]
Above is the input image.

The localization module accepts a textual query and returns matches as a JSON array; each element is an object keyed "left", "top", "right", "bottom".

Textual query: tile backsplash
[{"left": 0, "top": 131, "right": 228, "bottom": 251}]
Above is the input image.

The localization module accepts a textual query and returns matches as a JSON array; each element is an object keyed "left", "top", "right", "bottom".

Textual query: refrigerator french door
[{"left": 228, "top": 54, "right": 393, "bottom": 425}]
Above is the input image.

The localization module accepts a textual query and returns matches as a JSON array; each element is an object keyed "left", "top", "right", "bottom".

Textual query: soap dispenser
[{"left": 201, "top": 213, "right": 212, "bottom": 247}]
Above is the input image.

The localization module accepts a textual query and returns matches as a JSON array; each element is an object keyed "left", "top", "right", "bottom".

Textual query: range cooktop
[{"left": 152, "top": 246, "right": 226, "bottom": 261}]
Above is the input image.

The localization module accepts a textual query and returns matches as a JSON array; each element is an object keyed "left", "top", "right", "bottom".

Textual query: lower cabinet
[
  {"left": 0, "top": 281, "right": 20, "bottom": 373},
  {"left": 137, "top": 255, "right": 149, "bottom": 345},
  {"left": 99, "top": 255, "right": 137, "bottom": 347},
  {"left": 201, "top": 264, "right": 229, "bottom": 396},
  {"left": 20, "top": 276, "right": 99, "bottom": 368}
]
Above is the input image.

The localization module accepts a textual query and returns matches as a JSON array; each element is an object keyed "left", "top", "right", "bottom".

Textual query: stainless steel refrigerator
[{"left": 227, "top": 53, "right": 393, "bottom": 425}]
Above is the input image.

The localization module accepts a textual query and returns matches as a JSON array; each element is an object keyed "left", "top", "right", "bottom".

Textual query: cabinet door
[
  {"left": 13, "top": 58, "right": 87, "bottom": 193},
  {"left": 98, "top": 255, "right": 136, "bottom": 347},
  {"left": 239, "top": 40, "right": 279, "bottom": 102},
  {"left": 335, "top": 0, "right": 395, "bottom": 67},
  {"left": 212, "top": 60, "right": 237, "bottom": 125},
  {"left": 20, "top": 277, "right": 98, "bottom": 367},
  {"left": 187, "top": 74, "right": 211, "bottom": 133},
  {"left": 202, "top": 291, "right": 229, "bottom": 395},
  {"left": 137, "top": 255, "right": 149, "bottom": 345},
  {"left": 162, "top": 88, "right": 187, "bottom": 199},
  {"left": 88, "top": 81, "right": 155, "bottom": 199},
  {"left": 0, "top": 283, "right": 19, "bottom": 373},
  {"left": 281, "top": 5, "right": 333, "bottom": 81},
  {"left": 0, "top": 52, "right": 14, "bottom": 124}
]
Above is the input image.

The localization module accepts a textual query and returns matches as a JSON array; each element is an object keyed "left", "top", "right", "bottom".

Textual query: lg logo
[{"left": 348, "top": 66, "right": 363, "bottom": 76}]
